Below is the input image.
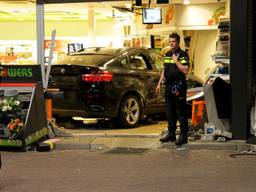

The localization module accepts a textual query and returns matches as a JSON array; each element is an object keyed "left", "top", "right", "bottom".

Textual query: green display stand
[{"left": 0, "top": 65, "right": 48, "bottom": 150}]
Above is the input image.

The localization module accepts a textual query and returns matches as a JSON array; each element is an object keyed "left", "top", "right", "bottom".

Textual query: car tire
[{"left": 117, "top": 94, "right": 141, "bottom": 128}]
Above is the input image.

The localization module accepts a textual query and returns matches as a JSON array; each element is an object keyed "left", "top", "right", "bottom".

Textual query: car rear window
[{"left": 55, "top": 54, "right": 115, "bottom": 66}]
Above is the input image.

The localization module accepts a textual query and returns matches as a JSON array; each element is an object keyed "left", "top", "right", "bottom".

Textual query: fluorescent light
[
  {"left": 80, "top": 16, "right": 87, "bottom": 19},
  {"left": 11, "top": 9, "right": 20, "bottom": 13},
  {"left": 184, "top": 0, "right": 190, "bottom": 4}
]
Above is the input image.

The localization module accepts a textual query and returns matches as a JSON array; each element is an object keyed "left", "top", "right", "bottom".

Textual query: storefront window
[{"left": 0, "top": 3, "right": 36, "bottom": 65}]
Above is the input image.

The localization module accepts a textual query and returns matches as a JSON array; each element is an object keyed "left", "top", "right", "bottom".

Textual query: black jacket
[{"left": 163, "top": 48, "right": 189, "bottom": 83}]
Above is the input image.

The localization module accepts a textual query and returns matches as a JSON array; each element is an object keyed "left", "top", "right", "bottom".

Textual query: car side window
[
  {"left": 120, "top": 56, "right": 136, "bottom": 69},
  {"left": 129, "top": 54, "right": 149, "bottom": 70},
  {"left": 120, "top": 56, "right": 128, "bottom": 65},
  {"left": 148, "top": 51, "right": 164, "bottom": 71}
]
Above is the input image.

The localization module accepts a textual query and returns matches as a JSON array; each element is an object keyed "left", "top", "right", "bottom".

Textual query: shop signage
[
  {"left": 0, "top": 65, "right": 42, "bottom": 83},
  {"left": 44, "top": 40, "right": 65, "bottom": 52}
]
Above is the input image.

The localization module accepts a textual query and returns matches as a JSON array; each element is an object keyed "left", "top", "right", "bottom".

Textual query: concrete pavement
[
  {"left": 47, "top": 120, "right": 252, "bottom": 152},
  {"left": 2, "top": 150, "right": 256, "bottom": 192},
  {"left": 53, "top": 136, "right": 252, "bottom": 152}
]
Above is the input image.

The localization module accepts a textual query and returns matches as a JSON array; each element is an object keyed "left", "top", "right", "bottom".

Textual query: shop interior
[
  {"left": 0, "top": 0, "right": 229, "bottom": 83},
  {"left": 0, "top": 0, "right": 232, "bottom": 138}
]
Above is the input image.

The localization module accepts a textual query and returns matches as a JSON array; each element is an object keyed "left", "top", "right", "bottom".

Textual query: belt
[{"left": 167, "top": 81, "right": 183, "bottom": 96}]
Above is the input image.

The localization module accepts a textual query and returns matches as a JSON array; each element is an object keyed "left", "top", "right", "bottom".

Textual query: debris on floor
[{"left": 48, "top": 118, "right": 72, "bottom": 137}]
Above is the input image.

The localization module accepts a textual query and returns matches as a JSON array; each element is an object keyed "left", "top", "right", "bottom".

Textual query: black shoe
[
  {"left": 160, "top": 133, "right": 176, "bottom": 143},
  {"left": 175, "top": 137, "right": 188, "bottom": 146}
]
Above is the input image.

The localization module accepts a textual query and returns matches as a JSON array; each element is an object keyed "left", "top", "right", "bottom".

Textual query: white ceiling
[
  {"left": 0, "top": 0, "right": 226, "bottom": 21},
  {"left": 0, "top": 0, "right": 226, "bottom": 12}
]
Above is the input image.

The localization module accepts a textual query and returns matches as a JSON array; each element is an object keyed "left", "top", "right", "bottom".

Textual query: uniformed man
[{"left": 156, "top": 33, "right": 189, "bottom": 146}]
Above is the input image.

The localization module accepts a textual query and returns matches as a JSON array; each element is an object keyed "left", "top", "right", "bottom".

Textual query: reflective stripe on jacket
[{"left": 163, "top": 56, "right": 187, "bottom": 64}]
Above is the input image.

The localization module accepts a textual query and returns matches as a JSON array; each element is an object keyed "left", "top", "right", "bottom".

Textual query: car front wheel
[{"left": 118, "top": 95, "right": 141, "bottom": 128}]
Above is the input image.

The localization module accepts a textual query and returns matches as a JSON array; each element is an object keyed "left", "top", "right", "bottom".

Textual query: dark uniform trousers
[{"left": 165, "top": 82, "right": 188, "bottom": 138}]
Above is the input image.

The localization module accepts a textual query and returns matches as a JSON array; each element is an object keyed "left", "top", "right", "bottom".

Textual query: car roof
[
  {"left": 73, "top": 47, "right": 151, "bottom": 56},
  {"left": 54, "top": 47, "right": 162, "bottom": 66}
]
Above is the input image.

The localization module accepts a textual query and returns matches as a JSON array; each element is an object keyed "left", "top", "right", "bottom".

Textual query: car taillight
[{"left": 81, "top": 71, "right": 113, "bottom": 82}]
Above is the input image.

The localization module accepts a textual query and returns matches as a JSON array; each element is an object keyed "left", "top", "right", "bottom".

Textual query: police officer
[{"left": 156, "top": 33, "right": 189, "bottom": 146}]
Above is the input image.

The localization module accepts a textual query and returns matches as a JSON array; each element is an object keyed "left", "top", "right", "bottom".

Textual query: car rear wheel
[{"left": 118, "top": 95, "right": 141, "bottom": 128}]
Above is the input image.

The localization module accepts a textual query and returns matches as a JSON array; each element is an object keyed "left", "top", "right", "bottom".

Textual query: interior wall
[
  {"left": 193, "top": 30, "right": 218, "bottom": 82},
  {"left": 0, "top": 20, "right": 120, "bottom": 40},
  {"left": 0, "top": 22, "right": 36, "bottom": 40},
  {"left": 175, "top": 3, "right": 225, "bottom": 29},
  {"left": 225, "top": 0, "right": 230, "bottom": 17},
  {"left": 0, "top": 3, "right": 225, "bottom": 40},
  {"left": 135, "top": 3, "right": 224, "bottom": 35}
]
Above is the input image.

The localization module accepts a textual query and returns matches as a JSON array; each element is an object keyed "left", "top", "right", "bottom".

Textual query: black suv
[{"left": 47, "top": 47, "right": 166, "bottom": 128}]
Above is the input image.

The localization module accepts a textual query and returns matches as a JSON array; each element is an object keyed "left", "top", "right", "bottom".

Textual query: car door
[
  {"left": 142, "top": 50, "right": 166, "bottom": 112},
  {"left": 147, "top": 50, "right": 166, "bottom": 108},
  {"left": 127, "top": 50, "right": 164, "bottom": 112}
]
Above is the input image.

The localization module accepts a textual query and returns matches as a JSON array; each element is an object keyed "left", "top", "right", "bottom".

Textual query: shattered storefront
[{"left": 0, "top": 0, "right": 255, "bottom": 146}]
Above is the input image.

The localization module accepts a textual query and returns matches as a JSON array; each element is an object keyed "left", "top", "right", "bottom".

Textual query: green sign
[
  {"left": 0, "top": 66, "right": 32, "bottom": 78},
  {"left": 0, "top": 65, "right": 42, "bottom": 83}
]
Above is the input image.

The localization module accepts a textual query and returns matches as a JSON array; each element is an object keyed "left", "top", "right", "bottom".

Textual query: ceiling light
[
  {"left": 11, "top": 9, "right": 21, "bottom": 13},
  {"left": 184, "top": 0, "right": 190, "bottom": 4},
  {"left": 80, "top": 16, "right": 87, "bottom": 19}
]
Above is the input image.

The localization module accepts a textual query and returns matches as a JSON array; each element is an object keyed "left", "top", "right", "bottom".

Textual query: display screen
[
  {"left": 157, "top": 0, "right": 169, "bottom": 4},
  {"left": 142, "top": 8, "right": 162, "bottom": 24}
]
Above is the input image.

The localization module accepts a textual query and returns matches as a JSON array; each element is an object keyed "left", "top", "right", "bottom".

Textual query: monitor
[
  {"left": 157, "top": 0, "right": 169, "bottom": 4},
  {"left": 142, "top": 8, "right": 162, "bottom": 24}
]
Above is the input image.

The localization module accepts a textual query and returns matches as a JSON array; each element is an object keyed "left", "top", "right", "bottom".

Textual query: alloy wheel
[{"left": 123, "top": 97, "right": 140, "bottom": 125}]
